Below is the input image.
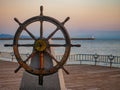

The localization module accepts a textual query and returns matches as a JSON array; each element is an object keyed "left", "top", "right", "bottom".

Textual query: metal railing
[
  {"left": 0, "top": 51, "right": 120, "bottom": 68},
  {"left": 0, "top": 51, "right": 29, "bottom": 62},
  {"left": 56, "top": 54, "right": 120, "bottom": 68}
]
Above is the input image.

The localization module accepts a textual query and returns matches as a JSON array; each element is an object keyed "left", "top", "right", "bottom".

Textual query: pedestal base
[
  {"left": 20, "top": 71, "right": 61, "bottom": 90},
  {"left": 20, "top": 40, "right": 67, "bottom": 90}
]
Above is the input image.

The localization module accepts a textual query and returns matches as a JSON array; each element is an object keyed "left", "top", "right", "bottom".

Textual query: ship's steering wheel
[{"left": 5, "top": 6, "right": 80, "bottom": 85}]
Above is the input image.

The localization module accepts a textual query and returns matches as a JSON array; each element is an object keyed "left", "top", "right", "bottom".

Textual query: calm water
[{"left": 0, "top": 40, "right": 120, "bottom": 56}]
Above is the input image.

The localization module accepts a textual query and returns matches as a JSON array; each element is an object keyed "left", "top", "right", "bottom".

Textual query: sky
[{"left": 0, "top": 0, "right": 120, "bottom": 39}]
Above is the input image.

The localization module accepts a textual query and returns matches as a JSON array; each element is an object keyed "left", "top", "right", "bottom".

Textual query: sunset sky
[{"left": 0, "top": 0, "right": 120, "bottom": 39}]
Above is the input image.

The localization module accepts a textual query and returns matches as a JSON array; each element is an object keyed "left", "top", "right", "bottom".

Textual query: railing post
[
  {"left": 10, "top": 52, "right": 14, "bottom": 62},
  {"left": 79, "top": 54, "right": 82, "bottom": 64},
  {"left": 108, "top": 54, "right": 114, "bottom": 68},
  {"left": 93, "top": 53, "right": 99, "bottom": 66}
]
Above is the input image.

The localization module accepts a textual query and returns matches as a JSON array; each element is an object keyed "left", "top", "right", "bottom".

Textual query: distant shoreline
[
  {"left": 0, "top": 38, "right": 95, "bottom": 40},
  {"left": 0, "top": 38, "right": 31, "bottom": 40}
]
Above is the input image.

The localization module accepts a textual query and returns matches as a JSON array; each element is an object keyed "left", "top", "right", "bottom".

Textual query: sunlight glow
[{"left": 0, "top": 0, "right": 120, "bottom": 38}]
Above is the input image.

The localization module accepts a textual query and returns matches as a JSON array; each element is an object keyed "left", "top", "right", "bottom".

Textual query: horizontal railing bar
[
  {"left": 0, "top": 51, "right": 120, "bottom": 68},
  {"left": 56, "top": 54, "right": 120, "bottom": 68}
]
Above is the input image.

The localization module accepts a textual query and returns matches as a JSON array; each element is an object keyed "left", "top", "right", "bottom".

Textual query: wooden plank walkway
[
  {"left": 63, "top": 65, "right": 120, "bottom": 90},
  {"left": 0, "top": 60, "right": 120, "bottom": 90},
  {"left": 0, "top": 60, "right": 23, "bottom": 90}
]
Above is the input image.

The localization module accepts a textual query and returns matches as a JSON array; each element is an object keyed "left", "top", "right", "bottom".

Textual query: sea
[{"left": 0, "top": 39, "right": 120, "bottom": 56}]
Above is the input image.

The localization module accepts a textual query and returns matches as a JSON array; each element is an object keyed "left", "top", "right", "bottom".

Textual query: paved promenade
[
  {"left": 63, "top": 64, "right": 120, "bottom": 90},
  {"left": 0, "top": 60, "right": 120, "bottom": 90}
]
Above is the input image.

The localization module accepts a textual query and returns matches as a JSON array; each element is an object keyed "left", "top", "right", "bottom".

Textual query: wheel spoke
[
  {"left": 17, "top": 44, "right": 33, "bottom": 47},
  {"left": 40, "top": 21, "right": 43, "bottom": 38},
  {"left": 4, "top": 44, "right": 33, "bottom": 47},
  {"left": 49, "top": 44, "right": 67, "bottom": 47},
  {"left": 47, "top": 17, "right": 70, "bottom": 40},
  {"left": 40, "top": 6, "right": 43, "bottom": 38},
  {"left": 24, "top": 28, "right": 36, "bottom": 40},
  {"left": 25, "top": 51, "right": 37, "bottom": 63},
  {"left": 40, "top": 6, "right": 43, "bottom": 16},
  {"left": 46, "top": 49, "right": 57, "bottom": 63},
  {"left": 39, "top": 52, "right": 44, "bottom": 85},
  {"left": 45, "top": 49, "right": 69, "bottom": 74},
  {"left": 47, "top": 27, "right": 59, "bottom": 40},
  {"left": 14, "top": 18, "right": 36, "bottom": 40},
  {"left": 40, "top": 52, "right": 44, "bottom": 69},
  {"left": 49, "top": 44, "right": 81, "bottom": 47},
  {"left": 14, "top": 51, "right": 36, "bottom": 73},
  {"left": 62, "top": 17, "right": 70, "bottom": 25}
]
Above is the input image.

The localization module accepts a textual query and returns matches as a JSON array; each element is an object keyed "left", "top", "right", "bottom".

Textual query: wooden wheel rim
[{"left": 13, "top": 15, "right": 71, "bottom": 75}]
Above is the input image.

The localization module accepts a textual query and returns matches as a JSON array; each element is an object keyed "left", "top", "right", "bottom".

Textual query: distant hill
[
  {"left": 0, "top": 33, "right": 31, "bottom": 40},
  {"left": 0, "top": 34, "right": 13, "bottom": 38}
]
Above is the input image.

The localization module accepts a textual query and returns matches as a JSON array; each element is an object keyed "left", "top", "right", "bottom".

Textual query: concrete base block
[
  {"left": 20, "top": 40, "right": 67, "bottom": 90},
  {"left": 20, "top": 71, "right": 61, "bottom": 90}
]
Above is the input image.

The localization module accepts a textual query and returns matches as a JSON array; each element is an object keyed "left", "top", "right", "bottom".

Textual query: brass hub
[{"left": 34, "top": 39, "right": 47, "bottom": 52}]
